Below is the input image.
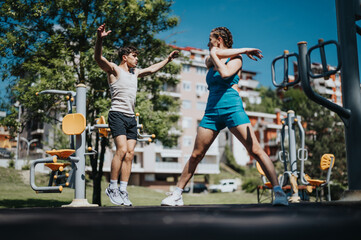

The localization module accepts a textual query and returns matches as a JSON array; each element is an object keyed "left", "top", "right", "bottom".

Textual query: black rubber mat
[{"left": 0, "top": 202, "right": 360, "bottom": 240}]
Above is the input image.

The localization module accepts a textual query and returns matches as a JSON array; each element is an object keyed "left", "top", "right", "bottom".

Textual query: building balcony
[
  {"left": 269, "top": 154, "right": 278, "bottom": 162},
  {"left": 325, "top": 88, "right": 335, "bottom": 95},
  {"left": 132, "top": 163, "right": 144, "bottom": 172},
  {"left": 155, "top": 162, "right": 182, "bottom": 173},
  {"left": 239, "top": 90, "right": 260, "bottom": 98},
  {"left": 0, "top": 126, "right": 9, "bottom": 135},
  {"left": 196, "top": 163, "right": 220, "bottom": 174},
  {"left": 31, "top": 129, "right": 44, "bottom": 136},
  {"left": 266, "top": 139, "right": 279, "bottom": 147},
  {"left": 238, "top": 79, "right": 259, "bottom": 89},
  {"left": 205, "top": 143, "right": 219, "bottom": 156},
  {"left": 325, "top": 80, "right": 336, "bottom": 88},
  {"left": 315, "top": 86, "right": 326, "bottom": 94}
]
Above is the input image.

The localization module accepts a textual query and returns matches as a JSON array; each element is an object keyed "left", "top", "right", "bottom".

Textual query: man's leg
[
  {"left": 118, "top": 139, "right": 136, "bottom": 206},
  {"left": 106, "top": 135, "right": 128, "bottom": 205}
]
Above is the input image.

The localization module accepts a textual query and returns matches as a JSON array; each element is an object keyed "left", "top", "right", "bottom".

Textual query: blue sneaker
[{"left": 273, "top": 189, "right": 289, "bottom": 206}]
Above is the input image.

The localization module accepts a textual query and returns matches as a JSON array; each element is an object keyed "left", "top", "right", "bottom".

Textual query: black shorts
[{"left": 108, "top": 111, "right": 137, "bottom": 140}]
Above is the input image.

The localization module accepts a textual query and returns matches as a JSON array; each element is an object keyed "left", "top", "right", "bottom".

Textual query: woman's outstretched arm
[
  {"left": 215, "top": 48, "right": 263, "bottom": 61},
  {"left": 205, "top": 47, "right": 263, "bottom": 69},
  {"left": 209, "top": 47, "right": 243, "bottom": 78}
]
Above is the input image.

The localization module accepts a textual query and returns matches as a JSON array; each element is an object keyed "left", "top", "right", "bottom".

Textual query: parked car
[
  {"left": 0, "top": 148, "right": 11, "bottom": 158},
  {"left": 209, "top": 179, "right": 238, "bottom": 193},
  {"left": 183, "top": 183, "right": 208, "bottom": 193}
]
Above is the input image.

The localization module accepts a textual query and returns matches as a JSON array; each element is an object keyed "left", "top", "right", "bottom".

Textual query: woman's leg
[
  {"left": 177, "top": 127, "right": 219, "bottom": 189},
  {"left": 229, "top": 123, "right": 279, "bottom": 187}
]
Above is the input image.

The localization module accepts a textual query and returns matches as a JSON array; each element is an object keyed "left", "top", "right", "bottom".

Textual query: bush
[
  {"left": 224, "top": 145, "right": 245, "bottom": 175},
  {"left": 329, "top": 182, "right": 347, "bottom": 200},
  {"left": 242, "top": 177, "right": 262, "bottom": 193},
  {"left": 21, "top": 160, "right": 30, "bottom": 170},
  {"left": 8, "top": 159, "right": 15, "bottom": 169}
]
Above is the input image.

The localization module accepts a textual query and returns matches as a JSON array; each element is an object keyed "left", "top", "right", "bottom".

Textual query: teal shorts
[{"left": 199, "top": 108, "right": 250, "bottom": 132}]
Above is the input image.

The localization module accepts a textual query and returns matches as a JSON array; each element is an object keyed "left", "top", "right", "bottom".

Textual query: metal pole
[
  {"left": 335, "top": 0, "right": 361, "bottom": 193},
  {"left": 287, "top": 110, "right": 300, "bottom": 202},
  {"left": 63, "top": 84, "right": 97, "bottom": 207},
  {"left": 287, "top": 110, "right": 297, "bottom": 176},
  {"left": 15, "top": 105, "right": 21, "bottom": 169},
  {"left": 74, "top": 84, "right": 86, "bottom": 200}
]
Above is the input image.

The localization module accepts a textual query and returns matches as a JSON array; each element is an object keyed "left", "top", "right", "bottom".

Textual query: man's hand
[
  {"left": 97, "top": 23, "right": 112, "bottom": 39},
  {"left": 244, "top": 48, "right": 263, "bottom": 61},
  {"left": 168, "top": 50, "right": 179, "bottom": 61}
]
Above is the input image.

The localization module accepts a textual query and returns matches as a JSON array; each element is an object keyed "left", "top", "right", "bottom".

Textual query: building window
[
  {"left": 183, "top": 64, "right": 190, "bottom": 72},
  {"left": 196, "top": 83, "right": 208, "bottom": 96},
  {"left": 196, "top": 101, "right": 207, "bottom": 111},
  {"left": 182, "top": 81, "right": 191, "bottom": 91},
  {"left": 182, "top": 100, "right": 192, "bottom": 109},
  {"left": 145, "top": 174, "right": 156, "bottom": 182},
  {"left": 182, "top": 117, "right": 192, "bottom": 129},
  {"left": 183, "top": 136, "right": 193, "bottom": 147},
  {"left": 196, "top": 67, "right": 207, "bottom": 75}
]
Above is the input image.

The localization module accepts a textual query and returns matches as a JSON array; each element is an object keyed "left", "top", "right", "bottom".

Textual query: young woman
[{"left": 161, "top": 27, "right": 288, "bottom": 206}]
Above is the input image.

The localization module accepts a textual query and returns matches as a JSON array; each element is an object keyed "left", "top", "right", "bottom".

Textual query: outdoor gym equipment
[
  {"left": 278, "top": 110, "right": 307, "bottom": 203},
  {"left": 272, "top": 0, "right": 361, "bottom": 200},
  {"left": 29, "top": 84, "right": 155, "bottom": 207},
  {"left": 300, "top": 154, "right": 335, "bottom": 202},
  {"left": 271, "top": 50, "right": 300, "bottom": 90},
  {"left": 30, "top": 84, "right": 97, "bottom": 207}
]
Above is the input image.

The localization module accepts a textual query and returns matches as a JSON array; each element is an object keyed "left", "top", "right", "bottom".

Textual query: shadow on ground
[{"left": 0, "top": 199, "right": 70, "bottom": 208}]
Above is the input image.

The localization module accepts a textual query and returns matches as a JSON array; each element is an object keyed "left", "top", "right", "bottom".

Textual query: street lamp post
[
  {"left": 14, "top": 103, "right": 21, "bottom": 169},
  {"left": 20, "top": 137, "right": 39, "bottom": 160}
]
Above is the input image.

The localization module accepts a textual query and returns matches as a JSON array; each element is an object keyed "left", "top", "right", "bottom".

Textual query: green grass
[{"left": 0, "top": 167, "right": 261, "bottom": 208}]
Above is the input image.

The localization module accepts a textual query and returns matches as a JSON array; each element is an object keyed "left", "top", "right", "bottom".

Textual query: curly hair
[
  {"left": 118, "top": 46, "right": 138, "bottom": 61},
  {"left": 211, "top": 27, "right": 233, "bottom": 48}
]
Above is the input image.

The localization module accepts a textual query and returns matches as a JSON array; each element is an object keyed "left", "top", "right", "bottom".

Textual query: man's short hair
[{"left": 118, "top": 46, "right": 138, "bottom": 61}]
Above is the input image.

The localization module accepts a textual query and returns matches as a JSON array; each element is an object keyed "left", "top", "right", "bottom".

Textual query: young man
[{"left": 95, "top": 23, "right": 179, "bottom": 206}]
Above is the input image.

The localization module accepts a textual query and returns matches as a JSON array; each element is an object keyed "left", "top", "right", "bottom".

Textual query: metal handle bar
[
  {"left": 37, "top": 90, "right": 76, "bottom": 97},
  {"left": 271, "top": 51, "right": 300, "bottom": 88},
  {"left": 306, "top": 39, "right": 342, "bottom": 80},
  {"left": 298, "top": 41, "right": 351, "bottom": 122}
]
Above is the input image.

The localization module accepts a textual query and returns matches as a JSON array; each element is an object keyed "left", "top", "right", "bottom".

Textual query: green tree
[
  {"left": 245, "top": 86, "right": 282, "bottom": 113},
  {"left": 224, "top": 144, "right": 245, "bottom": 175},
  {"left": 0, "top": 0, "right": 180, "bottom": 205}
]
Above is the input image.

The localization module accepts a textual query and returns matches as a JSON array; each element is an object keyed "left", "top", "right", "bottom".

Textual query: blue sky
[{"left": 158, "top": 0, "right": 360, "bottom": 88}]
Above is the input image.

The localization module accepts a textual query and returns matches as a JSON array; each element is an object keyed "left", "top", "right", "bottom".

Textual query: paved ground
[{"left": 0, "top": 202, "right": 360, "bottom": 240}]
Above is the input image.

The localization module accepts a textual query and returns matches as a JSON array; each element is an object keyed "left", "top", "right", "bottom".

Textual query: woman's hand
[{"left": 244, "top": 48, "right": 263, "bottom": 61}]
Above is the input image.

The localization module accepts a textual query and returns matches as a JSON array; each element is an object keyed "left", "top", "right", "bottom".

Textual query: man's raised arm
[
  {"left": 94, "top": 23, "right": 115, "bottom": 74},
  {"left": 138, "top": 50, "right": 179, "bottom": 78}
]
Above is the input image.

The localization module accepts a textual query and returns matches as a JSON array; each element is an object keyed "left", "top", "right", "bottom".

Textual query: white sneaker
[
  {"left": 119, "top": 190, "right": 132, "bottom": 206},
  {"left": 105, "top": 187, "right": 124, "bottom": 205},
  {"left": 161, "top": 192, "right": 184, "bottom": 206}
]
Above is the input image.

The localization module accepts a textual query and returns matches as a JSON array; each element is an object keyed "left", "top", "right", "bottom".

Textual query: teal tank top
[{"left": 205, "top": 59, "right": 244, "bottom": 114}]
